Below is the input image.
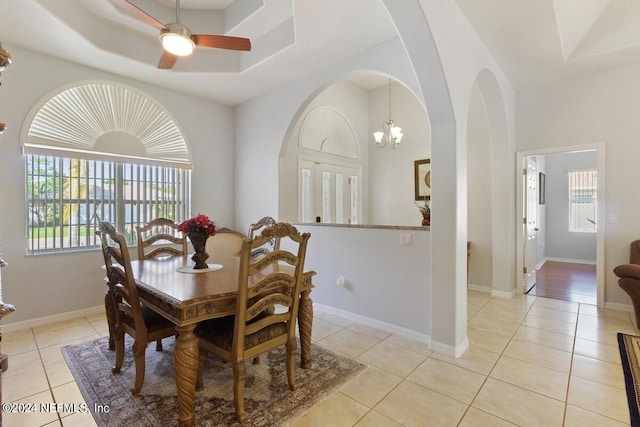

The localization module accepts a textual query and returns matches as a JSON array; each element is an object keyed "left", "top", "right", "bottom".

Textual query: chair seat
[
  {"left": 122, "top": 305, "right": 175, "bottom": 333},
  {"left": 195, "top": 316, "right": 287, "bottom": 351}
]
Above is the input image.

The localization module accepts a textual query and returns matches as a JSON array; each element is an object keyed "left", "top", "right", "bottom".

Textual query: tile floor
[{"left": 1, "top": 290, "right": 634, "bottom": 426}]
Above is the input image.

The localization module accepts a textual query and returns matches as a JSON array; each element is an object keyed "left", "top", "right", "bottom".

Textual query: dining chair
[
  {"left": 98, "top": 221, "right": 178, "bottom": 395},
  {"left": 136, "top": 217, "right": 187, "bottom": 260},
  {"left": 195, "top": 222, "right": 311, "bottom": 423},
  {"left": 204, "top": 227, "right": 244, "bottom": 258},
  {"left": 247, "top": 216, "right": 279, "bottom": 259}
]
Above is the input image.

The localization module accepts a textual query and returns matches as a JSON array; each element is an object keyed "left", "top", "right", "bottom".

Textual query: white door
[
  {"left": 524, "top": 156, "right": 538, "bottom": 293},
  {"left": 299, "top": 159, "right": 361, "bottom": 224}
]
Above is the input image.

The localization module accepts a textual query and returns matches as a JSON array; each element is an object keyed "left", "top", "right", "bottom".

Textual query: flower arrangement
[
  {"left": 414, "top": 198, "right": 430, "bottom": 219},
  {"left": 178, "top": 214, "right": 217, "bottom": 236}
]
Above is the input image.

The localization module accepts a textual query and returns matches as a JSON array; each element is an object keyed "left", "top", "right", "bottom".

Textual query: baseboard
[
  {"left": 430, "top": 336, "right": 469, "bottom": 358},
  {"left": 2, "top": 305, "right": 104, "bottom": 333},
  {"left": 314, "top": 303, "right": 430, "bottom": 345},
  {"left": 467, "top": 283, "right": 491, "bottom": 293},
  {"left": 543, "top": 257, "right": 596, "bottom": 265},
  {"left": 491, "top": 288, "right": 517, "bottom": 298},
  {"left": 604, "top": 301, "right": 634, "bottom": 313}
]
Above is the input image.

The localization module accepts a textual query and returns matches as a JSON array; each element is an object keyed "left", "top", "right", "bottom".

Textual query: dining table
[{"left": 107, "top": 254, "right": 316, "bottom": 427}]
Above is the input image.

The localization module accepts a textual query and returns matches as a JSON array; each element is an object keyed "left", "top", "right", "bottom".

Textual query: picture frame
[
  {"left": 414, "top": 158, "right": 431, "bottom": 201},
  {"left": 539, "top": 172, "right": 545, "bottom": 204}
]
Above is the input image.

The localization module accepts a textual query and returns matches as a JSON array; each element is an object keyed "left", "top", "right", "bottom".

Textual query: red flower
[{"left": 178, "top": 214, "right": 217, "bottom": 236}]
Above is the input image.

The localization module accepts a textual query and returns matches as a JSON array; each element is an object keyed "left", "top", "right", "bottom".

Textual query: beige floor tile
[
  {"left": 563, "top": 404, "right": 630, "bottom": 427},
  {"left": 89, "top": 320, "right": 109, "bottom": 337},
  {"left": 290, "top": 393, "right": 369, "bottom": 427},
  {"left": 578, "top": 313, "right": 635, "bottom": 331},
  {"left": 339, "top": 366, "right": 402, "bottom": 408},
  {"left": 1, "top": 329, "right": 37, "bottom": 355},
  {"left": 573, "top": 337, "right": 621, "bottom": 364},
  {"left": 567, "top": 376, "right": 630, "bottom": 424},
  {"left": 383, "top": 334, "right": 431, "bottom": 356},
  {"left": 481, "top": 295, "right": 535, "bottom": 313},
  {"left": 347, "top": 323, "right": 391, "bottom": 341},
  {"left": 33, "top": 318, "right": 92, "bottom": 335},
  {"left": 459, "top": 407, "right": 518, "bottom": 426},
  {"left": 570, "top": 354, "right": 625, "bottom": 390},
  {"left": 60, "top": 411, "right": 99, "bottom": 427},
  {"left": 317, "top": 313, "right": 354, "bottom": 328},
  {"left": 575, "top": 325, "right": 627, "bottom": 346},
  {"left": 357, "top": 341, "right": 427, "bottom": 378},
  {"left": 475, "top": 306, "right": 527, "bottom": 324},
  {"left": 35, "top": 324, "right": 100, "bottom": 349},
  {"left": 579, "top": 305, "right": 633, "bottom": 322},
  {"left": 375, "top": 380, "right": 467, "bottom": 427},
  {"left": 4, "top": 349, "right": 43, "bottom": 378},
  {"left": 3, "top": 367, "right": 51, "bottom": 405},
  {"left": 467, "top": 313, "right": 520, "bottom": 337},
  {"left": 502, "top": 338, "right": 572, "bottom": 373},
  {"left": 512, "top": 325, "right": 575, "bottom": 352},
  {"left": 353, "top": 410, "right": 403, "bottom": 426},
  {"left": 521, "top": 314, "right": 577, "bottom": 336},
  {"left": 467, "top": 327, "right": 511, "bottom": 354},
  {"left": 318, "top": 328, "right": 379, "bottom": 358},
  {"left": 84, "top": 312, "right": 107, "bottom": 323},
  {"left": 310, "top": 317, "right": 344, "bottom": 342},
  {"left": 51, "top": 382, "right": 87, "bottom": 411},
  {"left": 39, "top": 337, "right": 99, "bottom": 367},
  {"left": 472, "top": 378, "right": 565, "bottom": 427},
  {"left": 527, "top": 305, "right": 579, "bottom": 324},
  {"left": 2, "top": 390, "right": 60, "bottom": 427},
  {"left": 407, "top": 358, "right": 486, "bottom": 404},
  {"left": 489, "top": 355, "right": 569, "bottom": 401},
  {"left": 533, "top": 297, "right": 579, "bottom": 313},
  {"left": 45, "top": 360, "right": 76, "bottom": 388},
  {"left": 431, "top": 345, "right": 500, "bottom": 376}
]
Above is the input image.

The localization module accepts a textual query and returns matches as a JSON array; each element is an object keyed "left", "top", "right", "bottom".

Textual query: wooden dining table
[{"left": 114, "top": 254, "right": 316, "bottom": 427}]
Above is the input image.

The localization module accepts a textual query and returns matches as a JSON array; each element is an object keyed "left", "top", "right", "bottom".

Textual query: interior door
[{"left": 524, "top": 156, "right": 538, "bottom": 293}]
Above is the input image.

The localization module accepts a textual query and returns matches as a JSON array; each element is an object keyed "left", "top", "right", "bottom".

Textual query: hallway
[{"left": 527, "top": 261, "right": 596, "bottom": 305}]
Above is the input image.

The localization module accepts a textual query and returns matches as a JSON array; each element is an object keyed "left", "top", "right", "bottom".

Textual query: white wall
[
  {"left": 517, "top": 62, "right": 640, "bottom": 306},
  {"left": 467, "top": 85, "right": 492, "bottom": 288},
  {"left": 544, "top": 151, "right": 597, "bottom": 263},
  {"left": 0, "top": 47, "right": 235, "bottom": 324}
]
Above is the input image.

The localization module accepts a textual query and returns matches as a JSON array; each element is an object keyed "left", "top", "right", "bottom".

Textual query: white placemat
[{"left": 177, "top": 264, "right": 223, "bottom": 274}]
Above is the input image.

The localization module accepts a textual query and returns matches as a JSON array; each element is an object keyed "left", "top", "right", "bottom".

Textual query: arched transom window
[{"left": 22, "top": 81, "right": 192, "bottom": 253}]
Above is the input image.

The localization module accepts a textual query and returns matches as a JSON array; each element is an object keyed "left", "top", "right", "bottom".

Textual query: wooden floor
[{"left": 526, "top": 260, "right": 596, "bottom": 305}]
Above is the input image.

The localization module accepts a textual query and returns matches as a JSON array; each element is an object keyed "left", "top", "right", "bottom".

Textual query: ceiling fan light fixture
[{"left": 160, "top": 23, "right": 194, "bottom": 56}]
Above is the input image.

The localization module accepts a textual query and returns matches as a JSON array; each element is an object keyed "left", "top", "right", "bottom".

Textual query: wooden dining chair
[
  {"left": 195, "top": 222, "right": 310, "bottom": 423},
  {"left": 98, "top": 221, "right": 177, "bottom": 395},
  {"left": 247, "top": 216, "right": 279, "bottom": 259},
  {"left": 136, "top": 217, "right": 187, "bottom": 260}
]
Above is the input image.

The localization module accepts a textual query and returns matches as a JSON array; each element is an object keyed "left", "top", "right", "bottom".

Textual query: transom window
[{"left": 23, "top": 81, "right": 192, "bottom": 254}]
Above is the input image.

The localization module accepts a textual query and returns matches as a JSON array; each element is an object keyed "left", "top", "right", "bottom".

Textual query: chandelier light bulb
[{"left": 373, "top": 79, "right": 403, "bottom": 149}]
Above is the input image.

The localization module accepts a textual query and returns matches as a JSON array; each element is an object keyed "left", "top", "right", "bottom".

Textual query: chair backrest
[
  {"left": 247, "top": 216, "right": 279, "bottom": 258},
  {"left": 205, "top": 227, "right": 245, "bottom": 257},
  {"left": 98, "top": 222, "right": 146, "bottom": 335},
  {"left": 136, "top": 217, "right": 187, "bottom": 260},
  {"left": 234, "top": 222, "right": 310, "bottom": 361}
]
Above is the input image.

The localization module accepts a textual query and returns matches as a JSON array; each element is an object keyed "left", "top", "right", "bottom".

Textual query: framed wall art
[{"left": 414, "top": 158, "right": 431, "bottom": 201}]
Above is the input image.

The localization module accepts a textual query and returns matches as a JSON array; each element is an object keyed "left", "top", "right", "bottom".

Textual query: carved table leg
[
  {"left": 104, "top": 289, "right": 117, "bottom": 351},
  {"left": 298, "top": 288, "right": 313, "bottom": 369},
  {"left": 175, "top": 324, "right": 198, "bottom": 427}
]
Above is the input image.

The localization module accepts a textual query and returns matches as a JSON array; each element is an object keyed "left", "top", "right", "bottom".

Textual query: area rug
[
  {"left": 618, "top": 332, "right": 640, "bottom": 426},
  {"left": 62, "top": 336, "right": 366, "bottom": 427}
]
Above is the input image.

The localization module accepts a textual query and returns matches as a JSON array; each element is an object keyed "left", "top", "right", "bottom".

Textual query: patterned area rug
[
  {"left": 62, "top": 336, "right": 366, "bottom": 427},
  {"left": 618, "top": 332, "right": 640, "bottom": 426}
]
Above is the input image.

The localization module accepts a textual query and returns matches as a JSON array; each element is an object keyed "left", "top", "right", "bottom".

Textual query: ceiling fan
[{"left": 110, "top": 0, "right": 251, "bottom": 69}]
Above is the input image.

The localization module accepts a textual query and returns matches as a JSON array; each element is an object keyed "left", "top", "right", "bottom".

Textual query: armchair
[{"left": 614, "top": 240, "right": 640, "bottom": 328}]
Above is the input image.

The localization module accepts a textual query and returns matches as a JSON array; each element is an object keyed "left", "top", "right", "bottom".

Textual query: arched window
[{"left": 22, "top": 81, "right": 191, "bottom": 253}]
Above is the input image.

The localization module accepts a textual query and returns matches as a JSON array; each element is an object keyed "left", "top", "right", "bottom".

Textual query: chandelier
[{"left": 373, "top": 79, "right": 403, "bottom": 149}]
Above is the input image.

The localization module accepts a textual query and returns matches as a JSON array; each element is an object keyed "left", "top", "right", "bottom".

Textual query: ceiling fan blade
[
  {"left": 158, "top": 51, "right": 178, "bottom": 69},
  {"left": 192, "top": 35, "right": 251, "bottom": 51},
  {"left": 109, "top": 0, "right": 167, "bottom": 31}
]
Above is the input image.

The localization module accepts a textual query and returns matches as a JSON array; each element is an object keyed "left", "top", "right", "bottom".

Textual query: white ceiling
[
  {"left": 453, "top": 0, "right": 640, "bottom": 91},
  {"left": 1, "top": 0, "right": 640, "bottom": 106}
]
